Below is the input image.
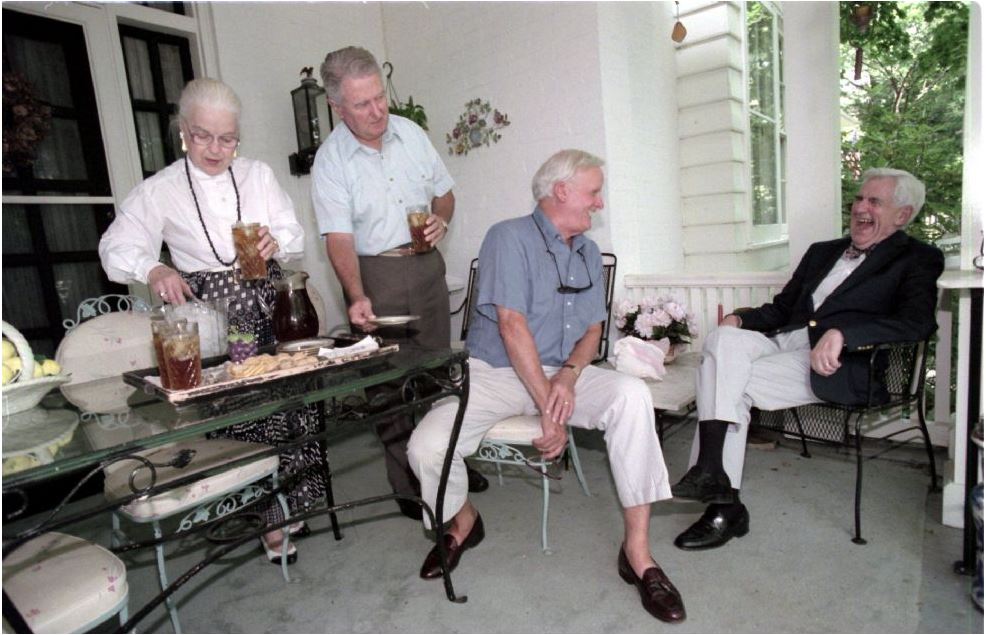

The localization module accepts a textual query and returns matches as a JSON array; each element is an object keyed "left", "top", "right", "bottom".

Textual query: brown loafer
[
  {"left": 618, "top": 547, "right": 686, "bottom": 623},
  {"left": 419, "top": 514, "right": 485, "bottom": 579}
]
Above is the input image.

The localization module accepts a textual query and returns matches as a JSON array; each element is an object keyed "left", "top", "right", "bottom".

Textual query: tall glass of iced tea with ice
[
  {"left": 232, "top": 221, "right": 268, "bottom": 280},
  {"left": 406, "top": 205, "right": 432, "bottom": 254}
]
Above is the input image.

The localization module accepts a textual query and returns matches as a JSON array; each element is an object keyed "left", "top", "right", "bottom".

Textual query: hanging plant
[
  {"left": 383, "top": 62, "right": 428, "bottom": 130},
  {"left": 2, "top": 71, "right": 52, "bottom": 174},
  {"left": 446, "top": 98, "right": 510, "bottom": 156}
]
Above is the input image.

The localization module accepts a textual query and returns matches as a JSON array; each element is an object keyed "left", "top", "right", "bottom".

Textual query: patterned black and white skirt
[{"left": 181, "top": 262, "right": 326, "bottom": 525}]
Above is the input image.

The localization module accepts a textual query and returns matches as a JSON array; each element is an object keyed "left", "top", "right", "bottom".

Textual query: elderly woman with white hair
[{"left": 99, "top": 78, "right": 321, "bottom": 565}]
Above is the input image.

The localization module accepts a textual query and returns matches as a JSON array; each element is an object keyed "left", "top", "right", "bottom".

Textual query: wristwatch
[{"left": 562, "top": 363, "right": 582, "bottom": 378}]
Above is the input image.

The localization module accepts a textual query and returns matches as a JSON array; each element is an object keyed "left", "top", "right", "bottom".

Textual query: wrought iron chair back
[
  {"left": 458, "top": 253, "right": 617, "bottom": 552},
  {"left": 751, "top": 338, "right": 938, "bottom": 544}
]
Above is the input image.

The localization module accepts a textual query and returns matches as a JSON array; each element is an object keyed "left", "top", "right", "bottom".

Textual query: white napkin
[
  {"left": 612, "top": 336, "right": 669, "bottom": 380},
  {"left": 317, "top": 335, "right": 380, "bottom": 361}
]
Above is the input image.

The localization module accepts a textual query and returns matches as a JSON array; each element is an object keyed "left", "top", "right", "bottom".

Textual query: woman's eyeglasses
[
  {"left": 533, "top": 217, "right": 593, "bottom": 294},
  {"left": 188, "top": 129, "right": 240, "bottom": 149}
]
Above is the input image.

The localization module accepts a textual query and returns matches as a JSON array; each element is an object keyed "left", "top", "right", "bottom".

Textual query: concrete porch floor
[{"left": 5, "top": 414, "right": 984, "bottom": 633}]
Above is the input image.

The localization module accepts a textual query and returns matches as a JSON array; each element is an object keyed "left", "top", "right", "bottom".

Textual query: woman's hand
[
  {"left": 148, "top": 264, "right": 193, "bottom": 305},
  {"left": 256, "top": 226, "right": 280, "bottom": 260}
]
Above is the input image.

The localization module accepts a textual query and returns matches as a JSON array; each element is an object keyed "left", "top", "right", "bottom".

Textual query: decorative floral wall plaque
[{"left": 446, "top": 98, "right": 510, "bottom": 156}]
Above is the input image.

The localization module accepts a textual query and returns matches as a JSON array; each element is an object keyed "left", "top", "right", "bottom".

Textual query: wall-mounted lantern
[{"left": 288, "top": 67, "right": 332, "bottom": 176}]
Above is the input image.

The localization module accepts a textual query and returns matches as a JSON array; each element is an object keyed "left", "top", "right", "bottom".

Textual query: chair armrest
[{"left": 849, "top": 340, "right": 926, "bottom": 408}]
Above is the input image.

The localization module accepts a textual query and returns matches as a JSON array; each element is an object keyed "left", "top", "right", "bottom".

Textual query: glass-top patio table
[{"left": 2, "top": 345, "right": 471, "bottom": 632}]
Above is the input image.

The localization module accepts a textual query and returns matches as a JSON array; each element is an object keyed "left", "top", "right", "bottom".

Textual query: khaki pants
[
  {"left": 689, "top": 326, "right": 820, "bottom": 488},
  {"left": 408, "top": 359, "right": 672, "bottom": 529}
]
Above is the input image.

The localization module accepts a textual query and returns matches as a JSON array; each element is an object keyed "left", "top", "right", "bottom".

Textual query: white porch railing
[{"left": 622, "top": 272, "right": 789, "bottom": 351}]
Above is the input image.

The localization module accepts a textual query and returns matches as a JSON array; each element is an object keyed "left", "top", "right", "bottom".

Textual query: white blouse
[{"left": 99, "top": 157, "right": 304, "bottom": 284}]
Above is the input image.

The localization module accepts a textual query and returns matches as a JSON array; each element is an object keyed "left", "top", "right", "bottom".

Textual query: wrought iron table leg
[
  {"left": 316, "top": 400, "right": 343, "bottom": 540},
  {"left": 954, "top": 288, "right": 982, "bottom": 575},
  {"left": 435, "top": 368, "right": 470, "bottom": 603}
]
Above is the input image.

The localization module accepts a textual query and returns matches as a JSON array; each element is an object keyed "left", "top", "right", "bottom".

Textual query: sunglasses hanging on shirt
[{"left": 532, "top": 218, "right": 593, "bottom": 294}]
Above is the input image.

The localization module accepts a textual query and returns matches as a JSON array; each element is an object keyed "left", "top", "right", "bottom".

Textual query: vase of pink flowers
[{"left": 613, "top": 296, "right": 698, "bottom": 363}]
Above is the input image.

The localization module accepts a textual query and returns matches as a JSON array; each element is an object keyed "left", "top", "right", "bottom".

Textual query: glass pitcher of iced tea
[{"left": 273, "top": 269, "right": 319, "bottom": 343}]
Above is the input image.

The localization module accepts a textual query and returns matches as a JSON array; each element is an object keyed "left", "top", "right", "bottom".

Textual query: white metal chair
[
  {"left": 3, "top": 532, "right": 129, "bottom": 633},
  {"left": 460, "top": 254, "right": 617, "bottom": 552},
  {"left": 56, "top": 295, "right": 292, "bottom": 634}
]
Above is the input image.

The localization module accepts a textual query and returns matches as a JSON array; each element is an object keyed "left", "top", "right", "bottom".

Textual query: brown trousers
[{"left": 357, "top": 248, "right": 450, "bottom": 496}]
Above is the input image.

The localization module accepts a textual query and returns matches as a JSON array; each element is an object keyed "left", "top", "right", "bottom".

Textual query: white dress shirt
[
  {"left": 811, "top": 251, "right": 867, "bottom": 310},
  {"left": 100, "top": 157, "right": 304, "bottom": 284}
]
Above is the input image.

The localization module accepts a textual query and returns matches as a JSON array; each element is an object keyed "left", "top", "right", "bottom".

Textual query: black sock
[{"left": 696, "top": 419, "right": 729, "bottom": 474}]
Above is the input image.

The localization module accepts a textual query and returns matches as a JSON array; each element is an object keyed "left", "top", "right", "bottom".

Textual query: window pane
[
  {"left": 4, "top": 35, "right": 73, "bottom": 108},
  {"left": 159, "top": 43, "right": 186, "bottom": 104},
  {"left": 135, "top": 111, "right": 167, "bottom": 173},
  {"left": 747, "top": 2, "right": 775, "bottom": 119},
  {"left": 2, "top": 267, "right": 47, "bottom": 330},
  {"left": 32, "top": 117, "right": 89, "bottom": 181},
  {"left": 2, "top": 205, "right": 33, "bottom": 254},
  {"left": 53, "top": 262, "right": 111, "bottom": 322},
  {"left": 42, "top": 205, "right": 101, "bottom": 252},
  {"left": 122, "top": 36, "right": 155, "bottom": 101},
  {"left": 750, "top": 116, "right": 779, "bottom": 225}
]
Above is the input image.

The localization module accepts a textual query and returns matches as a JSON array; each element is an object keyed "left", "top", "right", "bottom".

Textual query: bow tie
[{"left": 843, "top": 243, "right": 875, "bottom": 260}]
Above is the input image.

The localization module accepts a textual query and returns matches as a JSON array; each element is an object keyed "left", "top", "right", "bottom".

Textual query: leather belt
[{"left": 376, "top": 244, "right": 416, "bottom": 257}]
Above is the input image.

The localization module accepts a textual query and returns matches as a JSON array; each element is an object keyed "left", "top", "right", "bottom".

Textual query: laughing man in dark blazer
[{"left": 670, "top": 167, "right": 945, "bottom": 550}]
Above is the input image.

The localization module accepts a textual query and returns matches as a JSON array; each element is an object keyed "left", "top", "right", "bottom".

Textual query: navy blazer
[{"left": 738, "top": 231, "right": 944, "bottom": 405}]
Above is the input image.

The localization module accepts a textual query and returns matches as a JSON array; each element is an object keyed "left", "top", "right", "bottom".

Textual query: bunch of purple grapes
[{"left": 227, "top": 330, "right": 257, "bottom": 363}]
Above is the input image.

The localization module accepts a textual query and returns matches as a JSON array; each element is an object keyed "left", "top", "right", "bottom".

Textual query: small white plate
[
  {"left": 277, "top": 338, "right": 335, "bottom": 353},
  {"left": 369, "top": 315, "right": 420, "bottom": 326}
]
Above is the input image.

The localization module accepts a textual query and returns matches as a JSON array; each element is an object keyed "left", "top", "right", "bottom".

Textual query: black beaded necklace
[{"left": 184, "top": 156, "right": 241, "bottom": 266}]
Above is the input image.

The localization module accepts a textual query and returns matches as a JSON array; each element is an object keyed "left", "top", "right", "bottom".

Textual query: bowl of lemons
[{"left": 2, "top": 320, "right": 71, "bottom": 417}]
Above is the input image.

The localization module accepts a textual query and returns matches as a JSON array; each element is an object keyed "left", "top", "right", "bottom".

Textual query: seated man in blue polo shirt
[{"left": 407, "top": 149, "right": 686, "bottom": 624}]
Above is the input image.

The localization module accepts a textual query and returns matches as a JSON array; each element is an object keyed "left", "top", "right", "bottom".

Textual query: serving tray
[{"left": 122, "top": 343, "right": 399, "bottom": 405}]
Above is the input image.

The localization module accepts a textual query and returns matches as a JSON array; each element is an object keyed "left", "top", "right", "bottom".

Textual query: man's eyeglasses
[
  {"left": 188, "top": 129, "right": 240, "bottom": 149},
  {"left": 533, "top": 218, "right": 593, "bottom": 294}
]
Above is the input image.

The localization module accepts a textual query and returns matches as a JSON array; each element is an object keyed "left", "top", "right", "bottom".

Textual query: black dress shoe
[
  {"left": 419, "top": 514, "right": 485, "bottom": 579},
  {"left": 671, "top": 466, "right": 733, "bottom": 504},
  {"left": 617, "top": 547, "right": 686, "bottom": 623},
  {"left": 674, "top": 503, "right": 749, "bottom": 550},
  {"left": 466, "top": 464, "right": 489, "bottom": 493},
  {"left": 396, "top": 498, "right": 424, "bottom": 521}
]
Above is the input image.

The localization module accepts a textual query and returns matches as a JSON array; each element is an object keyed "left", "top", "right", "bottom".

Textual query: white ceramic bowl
[{"left": 2, "top": 320, "right": 71, "bottom": 416}]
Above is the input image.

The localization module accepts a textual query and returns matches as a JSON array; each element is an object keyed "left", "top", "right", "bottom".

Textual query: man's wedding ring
[{"left": 159, "top": 290, "right": 167, "bottom": 299}]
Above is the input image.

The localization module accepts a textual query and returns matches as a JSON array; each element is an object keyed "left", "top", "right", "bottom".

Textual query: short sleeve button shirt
[
  {"left": 311, "top": 115, "right": 454, "bottom": 255},
  {"left": 466, "top": 207, "right": 607, "bottom": 368}
]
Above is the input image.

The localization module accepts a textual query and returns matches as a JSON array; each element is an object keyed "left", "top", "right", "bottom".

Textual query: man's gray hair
[
  {"left": 320, "top": 46, "right": 382, "bottom": 104},
  {"left": 178, "top": 78, "right": 241, "bottom": 122},
  {"left": 532, "top": 149, "right": 605, "bottom": 201},
  {"left": 862, "top": 167, "right": 926, "bottom": 223}
]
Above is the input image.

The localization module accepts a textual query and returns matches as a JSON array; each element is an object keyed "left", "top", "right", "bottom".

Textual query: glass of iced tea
[
  {"left": 406, "top": 205, "right": 432, "bottom": 254},
  {"left": 231, "top": 221, "right": 268, "bottom": 280},
  {"left": 150, "top": 318, "right": 177, "bottom": 389},
  {"left": 162, "top": 321, "right": 202, "bottom": 390}
]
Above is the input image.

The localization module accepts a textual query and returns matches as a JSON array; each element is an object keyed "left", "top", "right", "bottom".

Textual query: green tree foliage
[{"left": 840, "top": 1, "right": 968, "bottom": 247}]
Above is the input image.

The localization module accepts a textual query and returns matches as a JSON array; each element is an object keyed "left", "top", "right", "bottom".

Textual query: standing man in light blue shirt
[
  {"left": 407, "top": 150, "right": 686, "bottom": 624},
  {"left": 312, "top": 46, "right": 487, "bottom": 519}
]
